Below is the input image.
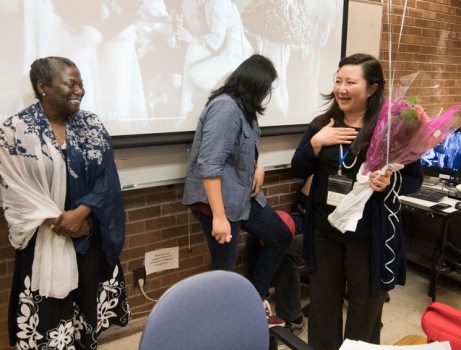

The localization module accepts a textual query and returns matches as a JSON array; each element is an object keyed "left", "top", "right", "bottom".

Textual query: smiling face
[
  {"left": 40, "top": 66, "right": 85, "bottom": 118},
  {"left": 333, "top": 64, "right": 375, "bottom": 118}
]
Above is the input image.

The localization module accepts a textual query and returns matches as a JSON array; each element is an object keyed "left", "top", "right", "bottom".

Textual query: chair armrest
[{"left": 269, "top": 326, "right": 315, "bottom": 350}]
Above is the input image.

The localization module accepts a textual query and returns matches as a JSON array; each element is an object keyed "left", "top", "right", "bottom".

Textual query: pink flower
[
  {"left": 363, "top": 97, "right": 461, "bottom": 174},
  {"left": 413, "top": 104, "right": 431, "bottom": 124},
  {"left": 390, "top": 98, "right": 409, "bottom": 116}
]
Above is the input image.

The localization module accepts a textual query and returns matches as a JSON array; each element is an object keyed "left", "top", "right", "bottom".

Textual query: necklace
[
  {"left": 342, "top": 156, "right": 357, "bottom": 169},
  {"left": 344, "top": 115, "right": 364, "bottom": 128},
  {"left": 53, "top": 131, "right": 66, "bottom": 149},
  {"left": 339, "top": 144, "right": 358, "bottom": 171}
]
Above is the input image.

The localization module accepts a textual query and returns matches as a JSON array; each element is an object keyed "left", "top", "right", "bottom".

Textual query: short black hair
[{"left": 29, "top": 56, "right": 77, "bottom": 100}]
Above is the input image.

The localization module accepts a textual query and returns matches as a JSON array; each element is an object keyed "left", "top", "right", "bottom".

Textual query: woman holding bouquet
[{"left": 291, "top": 53, "right": 423, "bottom": 349}]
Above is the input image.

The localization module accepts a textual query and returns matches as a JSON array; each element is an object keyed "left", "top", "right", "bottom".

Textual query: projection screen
[{"left": 0, "top": 0, "right": 346, "bottom": 141}]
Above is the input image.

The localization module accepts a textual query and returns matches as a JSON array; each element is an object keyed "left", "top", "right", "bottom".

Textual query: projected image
[
  {"left": 0, "top": 0, "right": 344, "bottom": 136},
  {"left": 421, "top": 131, "right": 461, "bottom": 171}
]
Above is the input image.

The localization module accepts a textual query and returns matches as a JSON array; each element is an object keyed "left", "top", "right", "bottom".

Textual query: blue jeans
[{"left": 195, "top": 199, "right": 292, "bottom": 296}]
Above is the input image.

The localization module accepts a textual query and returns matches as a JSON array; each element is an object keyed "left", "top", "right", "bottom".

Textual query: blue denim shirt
[{"left": 182, "top": 94, "right": 266, "bottom": 221}]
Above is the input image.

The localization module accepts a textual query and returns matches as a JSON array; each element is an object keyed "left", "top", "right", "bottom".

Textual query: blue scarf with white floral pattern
[{"left": 0, "top": 102, "right": 125, "bottom": 265}]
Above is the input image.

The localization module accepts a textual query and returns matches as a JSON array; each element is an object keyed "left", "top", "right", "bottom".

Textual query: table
[
  {"left": 394, "top": 335, "right": 427, "bottom": 345},
  {"left": 399, "top": 184, "right": 459, "bottom": 269},
  {"left": 400, "top": 184, "right": 460, "bottom": 216}
]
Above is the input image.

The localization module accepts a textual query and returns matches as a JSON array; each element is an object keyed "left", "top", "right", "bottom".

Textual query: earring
[{"left": 42, "top": 93, "right": 46, "bottom": 96}]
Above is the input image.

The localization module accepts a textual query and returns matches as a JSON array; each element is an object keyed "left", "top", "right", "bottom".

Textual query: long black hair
[
  {"left": 207, "top": 54, "right": 277, "bottom": 122},
  {"left": 30, "top": 56, "right": 77, "bottom": 101},
  {"left": 311, "top": 53, "right": 385, "bottom": 156}
]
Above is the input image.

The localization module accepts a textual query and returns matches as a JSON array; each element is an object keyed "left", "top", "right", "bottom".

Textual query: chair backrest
[
  {"left": 139, "top": 270, "right": 269, "bottom": 350},
  {"left": 429, "top": 211, "right": 461, "bottom": 301}
]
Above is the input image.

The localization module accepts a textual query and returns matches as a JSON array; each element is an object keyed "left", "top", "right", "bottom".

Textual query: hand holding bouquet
[{"left": 328, "top": 96, "right": 461, "bottom": 233}]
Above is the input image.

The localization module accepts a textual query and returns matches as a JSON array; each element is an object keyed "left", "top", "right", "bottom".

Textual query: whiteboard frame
[
  {"left": 112, "top": 123, "right": 309, "bottom": 148},
  {"left": 345, "top": 0, "right": 383, "bottom": 58}
]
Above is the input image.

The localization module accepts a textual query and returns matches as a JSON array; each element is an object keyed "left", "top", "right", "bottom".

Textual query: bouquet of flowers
[
  {"left": 328, "top": 95, "right": 461, "bottom": 233},
  {"left": 364, "top": 96, "right": 461, "bottom": 174}
]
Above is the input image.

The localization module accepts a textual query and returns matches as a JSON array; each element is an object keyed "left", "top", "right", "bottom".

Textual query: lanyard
[{"left": 338, "top": 144, "right": 357, "bottom": 175}]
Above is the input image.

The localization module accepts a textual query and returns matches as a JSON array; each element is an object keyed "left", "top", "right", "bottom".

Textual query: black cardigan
[{"left": 291, "top": 124, "right": 423, "bottom": 293}]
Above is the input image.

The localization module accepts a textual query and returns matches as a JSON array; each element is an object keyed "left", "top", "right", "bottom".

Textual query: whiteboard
[
  {"left": 115, "top": 135, "right": 301, "bottom": 189},
  {"left": 346, "top": 0, "right": 383, "bottom": 57}
]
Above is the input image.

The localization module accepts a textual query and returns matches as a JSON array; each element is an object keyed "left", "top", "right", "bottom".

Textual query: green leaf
[
  {"left": 399, "top": 109, "right": 419, "bottom": 122},
  {"left": 406, "top": 96, "right": 421, "bottom": 105}
]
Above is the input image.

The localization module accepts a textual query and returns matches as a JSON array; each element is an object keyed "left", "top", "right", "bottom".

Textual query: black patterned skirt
[{"left": 8, "top": 232, "right": 131, "bottom": 349}]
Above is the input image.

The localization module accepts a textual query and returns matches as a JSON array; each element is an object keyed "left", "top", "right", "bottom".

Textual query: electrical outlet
[{"left": 133, "top": 267, "right": 146, "bottom": 287}]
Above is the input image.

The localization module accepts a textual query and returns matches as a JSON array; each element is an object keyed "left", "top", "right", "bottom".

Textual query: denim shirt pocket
[
  {"left": 240, "top": 129, "right": 255, "bottom": 155},
  {"left": 236, "top": 127, "right": 257, "bottom": 170}
]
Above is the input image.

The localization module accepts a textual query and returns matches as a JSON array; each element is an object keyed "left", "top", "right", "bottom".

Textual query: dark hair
[
  {"left": 30, "top": 56, "right": 77, "bottom": 100},
  {"left": 207, "top": 54, "right": 277, "bottom": 122},
  {"left": 312, "top": 53, "right": 385, "bottom": 155}
]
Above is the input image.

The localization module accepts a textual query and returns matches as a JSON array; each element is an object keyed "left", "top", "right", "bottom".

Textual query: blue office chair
[{"left": 139, "top": 270, "right": 269, "bottom": 350}]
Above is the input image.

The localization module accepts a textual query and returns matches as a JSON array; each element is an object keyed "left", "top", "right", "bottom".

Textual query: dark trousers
[
  {"left": 247, "top": 231, "right": 304, "bottom": 322},
  {"left": 307, "top": 228, "right": 387, "bottom": 350},
  {"left": 196, "top": 199, "right": 292, "bottom": 296}
]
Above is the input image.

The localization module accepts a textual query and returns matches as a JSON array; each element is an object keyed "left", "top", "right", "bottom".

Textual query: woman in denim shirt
[{"left": 183, "top": 54, "right": 292, "bottom": 326}]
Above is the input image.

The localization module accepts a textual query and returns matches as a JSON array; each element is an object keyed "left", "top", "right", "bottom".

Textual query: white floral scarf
[{"left": 0, "top": 104, "right": 77, "bottom": 298}]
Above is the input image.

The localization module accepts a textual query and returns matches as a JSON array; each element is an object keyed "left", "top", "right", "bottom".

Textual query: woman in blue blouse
[
  {"left": 1, "top": 56, "right": 129, "bottom": 349},
  {"left": 183, "top": 54, "right": 292, "bottom": 326}
]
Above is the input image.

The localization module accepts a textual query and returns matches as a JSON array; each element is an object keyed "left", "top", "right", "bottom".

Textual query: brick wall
[
  {"left": 120, "top": 168, "right": 301, "bottom": 323},
  {"left": 0, "top": 168, "right": 302, "bottom": 349},
  {"left": 379, "top": 0, "right": 461, "bottom": 111},
  {"left": 1, "top": 0, "right": 461, "bottom": 348}
]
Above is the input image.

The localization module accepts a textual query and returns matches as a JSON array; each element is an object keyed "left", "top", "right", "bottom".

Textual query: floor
[{"left": 98, "top": 262, "right": 461, "bottom": 349}]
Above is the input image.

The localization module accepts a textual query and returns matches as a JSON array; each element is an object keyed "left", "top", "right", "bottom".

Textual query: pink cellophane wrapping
[{"left": 364, "top": 97, "right": 461, "bottom": 174}]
